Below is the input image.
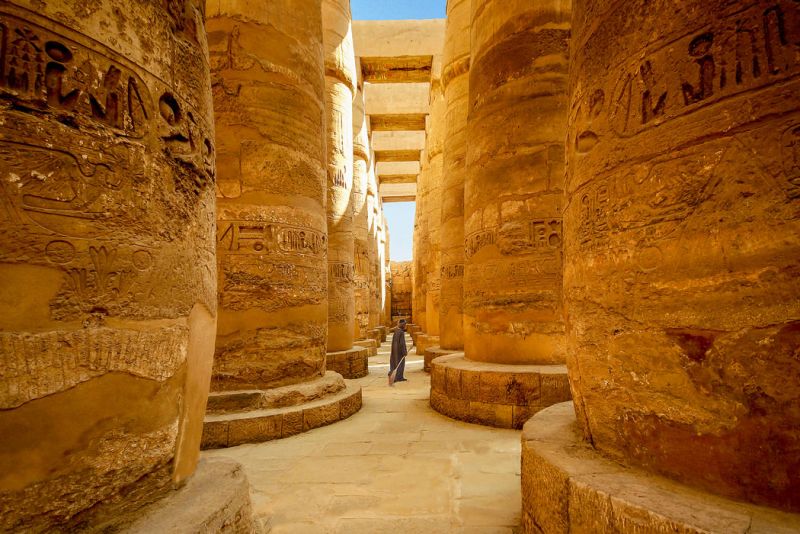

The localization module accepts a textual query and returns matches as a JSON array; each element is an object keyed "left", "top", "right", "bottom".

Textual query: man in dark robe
[{"left": 389, "top": 319, "right": 409, "bottom": 383}]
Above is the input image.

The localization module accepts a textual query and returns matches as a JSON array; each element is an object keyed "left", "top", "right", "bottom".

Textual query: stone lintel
[
  {"left": 360, "top": 55, "right": 433, "bottom": 83},
  {"left": 382, "top": 195, "right": 416, "bottom": 203},
  {"left": 521, "top": 402, "right": 800, "bottom": 534},
  {"left": 370, "top": 113, "right": 427, "bottom": 131},
  {"left": 375, "top": 150, "right": 422, "bottom": 163},
  {"left": 429, "top": 354, "right": 571, "bottom": 429}
]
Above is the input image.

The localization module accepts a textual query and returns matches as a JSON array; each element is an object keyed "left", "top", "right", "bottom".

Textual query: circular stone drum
[
  {"left": 0, "top": 0, "right": 216, "bottom": 530},
  {"left": 565, "top": 0, "right": 800, "bottom": 512}
]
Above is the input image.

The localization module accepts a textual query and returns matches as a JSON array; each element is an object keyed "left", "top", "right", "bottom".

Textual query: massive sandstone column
[
  {"left": 352, "top": 79, "right": 371, "bottom": 340},
  {"left": 322, "top": 0, "right": 369, "bottom": 377},
  {"left": 202, "top": 0, "right": 361, "bottom": 449},
  {"left": 0, "top": 1, "right": 249, "bottom": 530},
  {"left": 438, "top": 0, "right": 470, "bottom": 351},
  {"left": 412, "top": 158, "right": 428, "bottom": 332},
  {"left": 430, "top": 0, "right": 572, "bottom": 428},
  {"left": 536, "top": 0, "right": 800, "bottom": 520},
  {"left": 367, "top": 162, "right": 381, "bottom": 329}
]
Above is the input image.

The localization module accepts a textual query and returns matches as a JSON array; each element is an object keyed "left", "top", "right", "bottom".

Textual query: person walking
[{"left": 388, "top": 319, "right": 411, "bottom": 385}]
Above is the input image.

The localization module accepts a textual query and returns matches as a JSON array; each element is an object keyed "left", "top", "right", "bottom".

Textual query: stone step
[
  {"left": 206, "top": 371, "right": 346, "bottom": 415},
  {"left": 429, "top": 353, "right": 571, "bottom": 429},
  {"left": 202, "top": 381, "right": 362, "bottom": 449}
]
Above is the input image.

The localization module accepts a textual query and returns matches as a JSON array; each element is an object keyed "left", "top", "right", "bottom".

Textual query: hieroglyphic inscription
[
  {"left": 465, "top": 219, "right": 563, "bottom": 259},
  {"left": 218, "top": 221, "right": 327, "bottom": 256},
  {"left": 464, "top": 228, "right": 496, "bottom": 259},
  {"left": 329, "top": 262, "right": 355, "bottom": 282},
  {"left": 609, "top": 1, "right": 799, "bottom": 137},
  {"left": 441, "top": 263, "right": 465, "bottom": 279}
]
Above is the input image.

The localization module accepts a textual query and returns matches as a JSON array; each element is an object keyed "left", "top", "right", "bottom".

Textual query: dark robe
[{"left": 389, "top": 328, "right": 408, "bottom": 380}]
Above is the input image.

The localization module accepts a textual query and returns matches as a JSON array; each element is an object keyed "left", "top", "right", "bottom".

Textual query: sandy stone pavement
[{"left": 204, "top": 334, "right": 522, "bottom": 533}]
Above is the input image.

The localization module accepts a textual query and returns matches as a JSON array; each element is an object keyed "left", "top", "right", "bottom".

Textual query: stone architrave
[
  {"left": 202, "top": 0, "right": 362, "bottom": 449},
  {"left": 323, "top": 0, "right": 358, "bottom": 353},
  {"left": 563, "top": 0, "right": 800, "bottom": 513},
  {"left": 0, "top": 1, "right": 220, "bottom": 530},
  {"left": 352, "top": 80, "right": 371, "bottom": 340},
  {"left": 439, "top": 0, "right": 470, "bottom": 350},
  {"left": 430, "top": 0, "right": 572, "bottom": 429}
]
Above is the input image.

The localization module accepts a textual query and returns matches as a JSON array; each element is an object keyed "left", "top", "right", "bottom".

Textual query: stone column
[
  {"left": 382, "top": 211, "right": 393, "bottom": 326},
  {"left": 526, "top": 0, "right": 800, "bottom": 524},
  {"left": 352, "top": 78, "right": 371, "bottom": 341},
  {"left": 322, "top": 0, "right": 369, "bottom": 377},
  {"left": 439, "top": 0, "right": 470, "bottom": 351},
  {"left": 412, "top": 150, "right": 429, "bottom": 332},
  {"left": 367, "top": 162, "right": 381, "bottom": 330},
  {"left": 430, "top": 0, "right": 572, "bottom": 428},
  {"left": 202, "top": 0, "right": 362, "bottom": 449},
  {"left": 0, "top": 1, "right": 249, "bottom": 530}
]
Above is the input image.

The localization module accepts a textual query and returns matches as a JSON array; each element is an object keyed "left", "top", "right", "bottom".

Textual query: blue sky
[
  {"left": 351, "top": 0, "right": 445, "bottom": 20},
  {"left": 384, "top": 202, "right": 416, "bottom": 261}
]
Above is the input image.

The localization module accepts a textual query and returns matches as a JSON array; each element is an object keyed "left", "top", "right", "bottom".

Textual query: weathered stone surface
[
  {"left": 390, "top": 260, "right": 413, "bottom": 321},
  {"left": 521, "top": 403, "right": 800, "bottom": 534},
  {"left": 203, "top": 382, "right": 362, "bottom": 449},
  {"left": 209, "top": 0, "right": 327, "bottom": 391},
  {"left": 566, "top": 0, "right": 800, "bottom": 511},
  {"left": 415, "top": 334, "right": 440, "bottom": 356},
  {"left": 327, "top": 346, "right": 369, "bottom": 379},
  {"left": 354, "top": 338, "right": 378, "bottom": 356},
  {"left": 353, "top": 79, "right": 371, "bottom": 340},
  {"left": 464, "top": 0, "right": 570, "bottom": 365},
  {"left": 127, "top": 458, "right": 256, "bottom": 534},
  {"left": 206, "top": 372, "right": 346, "bottom": 414},
  {"left": 324, "top": 0, "right": 358, "bottom": 352},
  {"left": 430, "top": 354, "right": 570, "bottom": 429},
  {"left": 424, "top": 347, "right": 460, "bottom": 372},
  {"left": 439, "top": 0, "right": 470, "bottom": 351},
  {"left": 0, "top": 1, "right": 216, "bottom": 530}
]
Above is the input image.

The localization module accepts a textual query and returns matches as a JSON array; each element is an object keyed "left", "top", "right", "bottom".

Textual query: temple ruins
[{"left": 0, "top": 0, "right": 798, "bottom": 532}]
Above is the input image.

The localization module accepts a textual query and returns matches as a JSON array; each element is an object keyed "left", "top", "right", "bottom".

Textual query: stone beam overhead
[
  {"left": 365, "top": 83, "right": 430, "bottom": 115},
  {"left": 371, "top": 130, "right": 426, "bottom": 151},
  {"left": 360, "top": 55, "right": 433, "bottom": 83},
  {"left": 370, "top": 114, "right": 427, "bottom": 131},
  {"left": 376, "top": 161, "right": 421, "bottom": 176},
  {"left": 383, "top": 196, "right": 417, "bottom": 203},
  {"left": 375, "top": 150, "right": 422, "bottom": 163},
  {"left": 353, "top": 19, "right": 446, "bottom": 58},
  {"left": 380, "top": 181, "right": 417, "bottom": 200},
  {"left": 380, "top": 174, "right": 418, "bottom": 185}
]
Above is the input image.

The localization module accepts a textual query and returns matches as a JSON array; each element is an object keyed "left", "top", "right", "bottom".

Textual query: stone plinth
[
  {"left": 415, "top": 334, "right": 440, "bottom": 356},
  {"left": 203, "top": 373, "right": 362, "bottom": 449},
  {"left": 566, "top": 0, "right": 800, "bottom": 511},
  {"left": 0, "top": 1, "right": 216, "bottom": 530},
  {"left": 354, "top": 338, "right": 378, "bottom": 356},
  {"left": 521, "top": 403, "right": 800, "bottom": 534},
  {"left": 430, "top": 354, "right": 571, "bottom": 429},
  {"left": 327, "top": 346, "right": 369, "bottom": 379},
  {"left": 126, "top": 458, "right": 256, "bottom": 534},
  {"left": 367, "top": 328, "right": 383, "bottom": 345},
  {"left": 423, "top": 347, "right": 460, "bottom": 373}
]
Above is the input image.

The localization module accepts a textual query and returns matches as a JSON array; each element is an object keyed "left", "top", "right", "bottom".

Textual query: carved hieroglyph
[
  {"left": 424, "top": 80, "right": 445, "bottom": 337},
  {"left": 0, "top": 1, "right": 216, "bottom": 530},
  {"left": 464, "top": 0, "right": 569, "bottom": 365},
  {"left": 323, "top": 0, "right": 357, "bottom": 352},
  {"left": 353, "top": 81, "right": 371, "bottom": 339},
  {"left": 566, "top": 0, "right": 800, "bottom": 512},
  {"left": 208, "top": 0, "right": 327, "bottom": 391},
  {"left": 440, "top": 0, "right": 470, "bottom": 350}
]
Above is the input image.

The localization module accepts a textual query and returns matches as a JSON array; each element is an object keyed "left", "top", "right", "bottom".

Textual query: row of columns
[{"left": 421, "top": 0, "right": 800, "bottom": 521}]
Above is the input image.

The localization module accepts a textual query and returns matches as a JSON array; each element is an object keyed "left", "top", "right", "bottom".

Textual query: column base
[
  {"left": 126, "top": 458, "right": 257, "bottom": 533},
  {"left": 521, "top": 402, "right": 800, "bottom": 534},
  {"left": 430, "top": 354, "right": 570, "bottom": 429},
  {"left": 354, "top": 339, "right": 378, "bottom": 356},
  {"left": 202, "top": 371, "right": 362, "bottom": 449},
  {"left": 415, "top": 334, "right": 440, "bottom": 355},
  {"left": 423, "top": 346, "right": 459, "bottom": 372},
  {"left": 327, "top": 346, "right": 369, "bottom": 378},
  {"left": 367, "top": 328, "right": 383, "bottom": 345},
  {"left": 376, "top": 325, "right": 387, "bottom": 342}
]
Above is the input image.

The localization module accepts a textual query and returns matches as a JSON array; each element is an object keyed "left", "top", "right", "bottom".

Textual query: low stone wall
[{"left": 430, "top": 354, "right": 570, "bottom": 429}]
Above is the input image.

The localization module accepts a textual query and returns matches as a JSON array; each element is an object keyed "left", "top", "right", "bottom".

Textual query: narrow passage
[{"left": 205, "top": 333, "right": 522, "bottom": 533}]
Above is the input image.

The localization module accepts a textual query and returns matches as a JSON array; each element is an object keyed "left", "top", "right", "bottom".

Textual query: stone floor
[{"left": 204, "top": 333, "right": 522, "bottom": 533}]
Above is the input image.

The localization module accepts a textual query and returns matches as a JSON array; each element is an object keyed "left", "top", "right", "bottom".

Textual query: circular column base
[
  {"left": 327, "top": 346, "right": 369, "bottom": 378},
  {"left": 521, "top": 402, "right": 800, "bottom": 533},
  {"left": 415, "top": 334, "right": 440, "bottom": 356},
  {"left": 354, "top": 339, "right": 378, "bottom": 356},
  {"left": 430, "top": 354, "right": 570, "bottom": 429},
  {"left": 423, "top": 346, "right": 459, "bottom": 372},
  {"left": 202, "top": 372, "right": 362, "bottom": 449}
]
